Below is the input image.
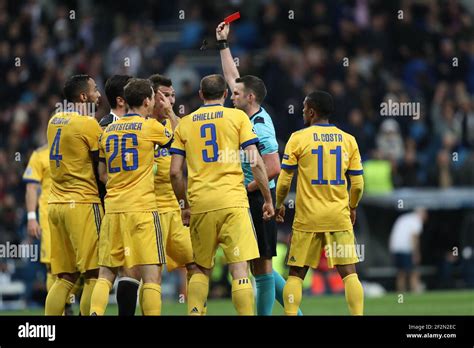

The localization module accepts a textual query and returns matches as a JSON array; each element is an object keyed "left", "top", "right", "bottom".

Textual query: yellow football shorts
[
  {"left": 159, "top": 209, "right": 194, "bottom": 272},
  {"left": 48, "top": 203, "right": 103, "bottom": 275},
  {"left": 99, "top": 211, "right": 166, "bottom": 269},
  {"left": 287, "top": 229, "right": 359, "bottom": 268},
  {"left": 39, "top": 205, "right": 51, "bottom": 264},
  {"left": 190, "top": 207, "right": 259, "bottom": 269}
]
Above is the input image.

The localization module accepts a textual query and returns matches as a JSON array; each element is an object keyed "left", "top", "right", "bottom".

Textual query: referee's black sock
[{"left": 116, "top": 277, "right": 140, "bottom": 316}]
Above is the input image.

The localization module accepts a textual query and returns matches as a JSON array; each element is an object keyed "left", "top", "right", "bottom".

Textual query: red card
[{"left": 224, "top": 12, "right": 240, "bottom": 24}]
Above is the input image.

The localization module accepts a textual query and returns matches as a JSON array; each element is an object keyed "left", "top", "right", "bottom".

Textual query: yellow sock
[
  {"left": 67, "top": 278, "right": 82, "bottom": 305},
  {"left": 231, "top": 277, "right": 254, "bottom": 315},
  {"left": 79, "top": 278, "right": 97, "bottom": 315},
  {"left": 46, "top": 272, "right": 56, "bottom": 292},
  {"left": 89, "top": 278, "right": 112, "bottom": 315},
  {"left": 142, "top": 283, "right": 162, "bottom": 316},
  {"left": 343, "top": 273, "right": 364, "bottom": 315},
  {"left": 283, "top": 276, "right": 303, "bottom": 316},
  {"left": 187, "top": 273, "right": 209, "bottom": 316},
  {"left": 45, "top": 278, "right": 74, "bottom": 315}
]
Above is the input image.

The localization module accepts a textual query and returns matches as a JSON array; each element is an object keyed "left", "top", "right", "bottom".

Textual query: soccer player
[
  {"left": 216, "top": 21, "right": 295, "bottom": 315},
  {"left": 24, "top": 145, "right": 77, "bottom": 315},
  {"left": 148, "top": 74, "right": 198, "bottom": 305},
  {"left": 45, "top": 75, "right": 104, "bottom": 316},
  {"left": 98, "top": 74, "right": 142, "bottom": 316},
  {"left": 90, "top": 78, "right": 173, "bottom": 315},
  {"left": 23, "top": 145, "right": 54, "bottom": 288},
  {"left": 170, "top": 74, "right": 275, "bottom": 315},
  {"left": 275, "top": 91, "right": 365, "bottom": 315}
]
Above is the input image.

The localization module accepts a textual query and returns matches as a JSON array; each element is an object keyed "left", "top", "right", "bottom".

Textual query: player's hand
[
  {"left": 350, "top": 208, "right": 357, "bottom": 225},
  {"left": 181, "top": 207, "right": 191, "bottom": 227},
  {"left": 27, "top": 219, "right": 41, "bottom": 239},
  {"left": 262, "top": 202, "right": 275, "bottom": 221},
  {"left": 276, "top": 205, "right": 285, "bottom": 223},
  {"left": 216, "top": 21, "right": 229, "bottom": 40},
  {"left": 156, "top": 90, "right": 172, "bottom": 117}
]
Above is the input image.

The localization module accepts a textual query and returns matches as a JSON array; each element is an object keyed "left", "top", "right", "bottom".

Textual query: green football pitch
[{"left": 2, "top": 290, "right": 473, "bottom": 315}]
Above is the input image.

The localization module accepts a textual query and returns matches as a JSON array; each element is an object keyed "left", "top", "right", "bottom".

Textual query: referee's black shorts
[{"left": 248, "top": 187, "right": 277, "bottom": 258}]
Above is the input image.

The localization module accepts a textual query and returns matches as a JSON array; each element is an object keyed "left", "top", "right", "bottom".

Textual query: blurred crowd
[{"left": 1, "top": 0, "right": 474, "bottom": 300}]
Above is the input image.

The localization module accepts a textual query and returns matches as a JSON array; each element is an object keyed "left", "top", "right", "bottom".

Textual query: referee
[{"left": 216, "top": 21, "right": 301, "bottom": 315}]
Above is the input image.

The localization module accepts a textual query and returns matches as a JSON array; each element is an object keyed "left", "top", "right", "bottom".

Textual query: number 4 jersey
[
  {"left": 99, "top": 114, "right": 173, "bottom": 213},
  {"left": 170, "top": 104, "right": 259, "bottom": 214},
  {"left": 281, "top": 124, "right": 364, "bottom": 232},
  {"left": 47, "top": 112, "right": 103, "bottom": 204}
]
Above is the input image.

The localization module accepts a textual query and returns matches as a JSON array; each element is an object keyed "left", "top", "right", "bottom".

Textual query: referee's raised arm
[{"left": 216, "top": 21, "right": 239, "bottom": 93}]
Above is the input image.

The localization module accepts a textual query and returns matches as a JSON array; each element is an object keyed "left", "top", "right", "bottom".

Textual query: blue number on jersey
[
  {"left": 106, "top": 135, "right": 120, "bottom": 173},
  {"left": 121, "top": 134, "right": 139, "bottom": 171},
  {"left": 200, "top": 124, "right": 218, "bottom": 162},
  {"left": 106, "top": 134, "right": 139, "bottom": 173},
  {"left": 311, "top": 145, "right": 345, "bottom": 185},
  {"left": 50, "top": 128, "right": 63, "bottom": 168}
]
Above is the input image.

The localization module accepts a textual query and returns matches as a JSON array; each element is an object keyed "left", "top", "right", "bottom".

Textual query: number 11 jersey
[{"left": 281, "top": 124, "right": 364, "bottom": 233}]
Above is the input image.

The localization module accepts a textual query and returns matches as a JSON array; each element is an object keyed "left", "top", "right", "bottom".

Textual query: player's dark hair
[
  {"left": 235, "top": 75, "right": 267, "bottom": 105},
  {"left": 105, "top": 75, "right": 132, "bottom": 108},
  {"left": 123, "top": 78, "right": 154, "bottom": 108},
  {"left": 306, "top": 90, "right": 334, "bottom": 119},
  {"left": 200, "top": 74, "right": 227, "bottom": 100},
  {"left": 148, "top": 74, "right": 172, "bottom": 92},
  {"left": 63, "top": 74, "right": 91, "bottom": 102}
]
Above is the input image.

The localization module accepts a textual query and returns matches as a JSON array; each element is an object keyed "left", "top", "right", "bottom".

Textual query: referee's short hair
[{"left": 235, "top": 75, "right": 267, "bottom": 105}]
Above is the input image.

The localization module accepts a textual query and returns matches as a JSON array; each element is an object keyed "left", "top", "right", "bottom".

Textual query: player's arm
[
  {"left": 275, "top": 168, "right": 295, "bottom": 223},
  {"left": 98, "top": 161, "right": 108, "bottom": 184},
  {"left": 23, "top": 152, "right": 42, "bottom": 238},
  {"left": 348, "top": 174, "right": 364, "bottom": 225},
  {"left": 347, "top": 137, "right": 365, "bottom": 225},
  {"left": 156, "top": 90, "right": 179, "bottom": 130},
  {"left": 25, "top": 182, "right": 41, "bottom": 238},
  {"left": 170, "top": 153, "right": 189, "bottom": 226},
  {"left": 216, "top": 21, "right": 239, "bottom": 92},
  {"left": 91, "top": 150, "right": 102, "bottom": 184},
  {"left": 246, "top": 152, "right": 281, "bottom": 192},
  {"left": 169, "top": 125, "right": 190, "bottom": 226},
  {"left": 275, "top": 134, "right": 299, "bottom": 223},
  {"left": 245, "top": 144, "right": 274, "bottom": 220}
]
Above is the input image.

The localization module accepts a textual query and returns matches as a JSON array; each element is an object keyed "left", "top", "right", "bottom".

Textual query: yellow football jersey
[
  {"left": 281, "top": 124, "right": 363, "bottom": 232},
  {"left": 154, "top": 119, "right": 180, "bottom": 212},
  {"left": 170, "top": 104, "right": 259, "bottom": 214},
  {"left": 99, "top": 114, "right": 173, "bottom": 213},
  {"left": 47, "top": 112, "right": 102, "bottom": 204},
  {"left": 23, "top": 145, "right": 51, "bottom": 223}
]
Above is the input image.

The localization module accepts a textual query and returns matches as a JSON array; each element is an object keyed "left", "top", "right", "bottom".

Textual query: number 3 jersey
[
  {"left": 281, "top": 124, "right": 363, "bottom": 232},
  {"left": 99, "top": 114, "right": 173, "bottom": 213},
  {"left": 47, "top": 112, "right": 103, "bottom": 204},
  {"left": 170, "top": 104, "right": 259, "bottom": 214}
]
